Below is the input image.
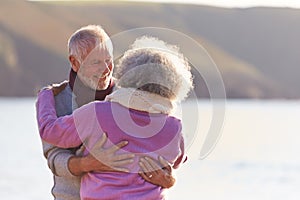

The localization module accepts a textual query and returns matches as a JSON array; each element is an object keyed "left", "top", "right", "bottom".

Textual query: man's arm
[
  {"left": 42, "top": 140, "right": 79, "bottom": 177},
  {"left": 68, "top": 133, "right": 134, "bottom": 176},
  {"left": 43, "top": 132, "right": 134, "bottom": 177}
]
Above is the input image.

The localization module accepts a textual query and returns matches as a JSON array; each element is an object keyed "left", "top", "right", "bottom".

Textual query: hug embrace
[{"left": 36, "top": 25, "right": 193, "bottom": 200}]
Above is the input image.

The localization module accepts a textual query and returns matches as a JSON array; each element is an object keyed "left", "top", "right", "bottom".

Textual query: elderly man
[{"left": 40, "top": 25, "right": 174, "bottom": 200}]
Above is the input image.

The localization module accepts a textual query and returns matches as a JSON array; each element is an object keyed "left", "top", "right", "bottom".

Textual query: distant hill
[{"left": 0, "top": 0, "right": 298, "bottom": 98}]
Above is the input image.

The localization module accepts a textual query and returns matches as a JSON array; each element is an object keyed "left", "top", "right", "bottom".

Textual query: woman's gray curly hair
[{"left": 115, "top": 36, "right": 193, "bottom": 102}]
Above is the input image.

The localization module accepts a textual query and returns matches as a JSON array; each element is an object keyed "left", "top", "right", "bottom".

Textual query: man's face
[{"left": 78, "top": 45, "right": 113, "bottom": 90}]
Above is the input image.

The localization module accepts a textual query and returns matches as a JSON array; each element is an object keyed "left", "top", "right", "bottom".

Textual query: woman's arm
[
  {"left": 172, "top": 135, "right": 187, "bottom": 169},
  {"left": 36, "top": 89, "right": 82, "bottom": 148}
]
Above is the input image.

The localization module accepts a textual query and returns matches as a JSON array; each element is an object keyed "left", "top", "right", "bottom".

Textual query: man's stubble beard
[{"left": 78, "top": 73, "right": 111, "bottom": 91}]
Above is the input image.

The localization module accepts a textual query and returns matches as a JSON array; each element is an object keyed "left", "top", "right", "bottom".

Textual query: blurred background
[
  {"left": 0, "top": 0, "right": 300, "bottom": 200},
  {"left": 1, "top": 0, "right": 300, "bottom": 98}
]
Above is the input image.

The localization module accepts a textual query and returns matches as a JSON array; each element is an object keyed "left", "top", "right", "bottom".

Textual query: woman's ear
[{"left": 69, "top": 55, "right": 80, "bottom": 72}]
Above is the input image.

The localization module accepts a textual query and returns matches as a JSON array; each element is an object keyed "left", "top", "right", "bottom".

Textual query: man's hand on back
[
  {"left": 68, "top": 133, "right": 135, "bottom": 176},
  {"left": 138, "top": 156, "right": 176, "bottom": 188}
]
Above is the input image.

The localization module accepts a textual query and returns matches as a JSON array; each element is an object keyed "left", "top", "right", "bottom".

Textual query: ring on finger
[{"left": 148, "top": 174, "right": 153, "bottom": 178}]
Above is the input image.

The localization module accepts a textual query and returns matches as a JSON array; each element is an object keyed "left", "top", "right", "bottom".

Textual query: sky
[{"left": 29, "top": 0, "right": 300, "bottom": 9}]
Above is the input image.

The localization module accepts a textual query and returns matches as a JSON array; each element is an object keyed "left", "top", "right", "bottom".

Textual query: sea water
[{"left": 0, "top": 98, "right": 299, "bottom": 200}]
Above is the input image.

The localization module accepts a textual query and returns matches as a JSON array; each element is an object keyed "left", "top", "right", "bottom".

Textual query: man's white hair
[
  {"left": 67, "top": 25, "right": 113, "bottom": 62},
  {"left": 115, "top": 36, "right": 193, "bottom": 102}
]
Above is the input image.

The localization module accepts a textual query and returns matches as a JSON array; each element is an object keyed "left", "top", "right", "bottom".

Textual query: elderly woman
[{"left": 37, "top": 36, "right": 193, "bottom": 200}]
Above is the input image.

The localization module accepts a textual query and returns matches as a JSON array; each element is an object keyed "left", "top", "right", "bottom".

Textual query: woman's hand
[
  {"left": 51, "top": 80, "right": 68, "bottom": 96},
  {"left": 139, "top": 156, "right": 175, "bottom": 188}
]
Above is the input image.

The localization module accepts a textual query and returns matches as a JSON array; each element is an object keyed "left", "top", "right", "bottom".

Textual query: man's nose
[{"left": 99, "top": 62, "right": 110, "bottom": 75}]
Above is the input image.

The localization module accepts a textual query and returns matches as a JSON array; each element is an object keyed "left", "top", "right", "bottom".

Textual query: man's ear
[{"left": 69, "top": 55, "right": 80, "bottom": 72}]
